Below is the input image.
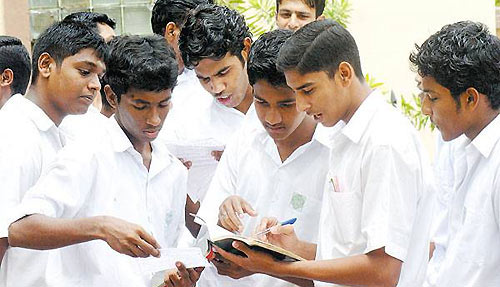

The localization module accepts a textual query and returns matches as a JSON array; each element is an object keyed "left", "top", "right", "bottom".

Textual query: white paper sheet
[{"left": 135, "top": 248, "right": 211, "bottom": 275}]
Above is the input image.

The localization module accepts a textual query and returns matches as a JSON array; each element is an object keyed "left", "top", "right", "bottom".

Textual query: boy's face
[
  {"left": 46, "top": 48, "right": 105, "bottom": 116},
  {"left": 420, "top": 76, "right": 467, "bottom": 141},
  {"left": 276, "top": 0, "right": 317, "bottom": 31},
  {"left": 195, "top": 52, "right": 249, "bottom": 110},
  {"left": 114, "top": 88, "right": 172, "bottom": 146},
  {"left": 285, "top": 69, "right": 349, "bottom": 127},
  {"left": 253, "top": 80, "right": 306, "bottom": 141}
]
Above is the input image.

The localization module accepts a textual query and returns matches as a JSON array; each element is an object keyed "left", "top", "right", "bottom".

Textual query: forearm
[
  {"left": 8, "top": 214, "right": 104, "bottom": 250},
  {"left": 275, "top": 248, "right": 402, "bottom": 287},
  {"left": 0, "top": 237, "right": 7, "bottom": 266},
  {"left": 273, "top": 276, "right": 314, "bottom": 287}
]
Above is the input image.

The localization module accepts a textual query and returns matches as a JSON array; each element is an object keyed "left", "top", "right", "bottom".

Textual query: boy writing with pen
[
  {"left": 196, "top": 29, "right": 330, "bottom": 287},
  {"left": 212, "top": 20, "right": 435, "bottom": 287}
]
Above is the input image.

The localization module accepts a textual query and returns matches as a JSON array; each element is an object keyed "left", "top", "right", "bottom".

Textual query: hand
[
  {"left": 98, "top": 216, "right": 160, "bottom": 258},
  {"left": 218, "top": 196, "right": 258, "bottom": 233},
  {"left": 211, "top": 150, "right": 224, "bottom": 161},
  {"left": 253, "top": 217, "right": 300, "bottom": 252},
  {"left": 0, "top": 237, "right": 8, "bottom": 266},
  {"left": 163, "top": 262, "right": 204, "bottom": 287},
  {"left": 211, "top": 252, "right": 254, "bottom": 279},
  {"left": 178, "top": 158, "right": 192, "bottom": 170},
  {"left": 213, "top": 242, "right": 282, "bottom": 276}
]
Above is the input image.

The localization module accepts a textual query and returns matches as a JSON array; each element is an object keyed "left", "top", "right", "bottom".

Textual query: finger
[
  {"left": 219, "top": 204, "right": 240, "bottom": 232},
  {"left": 189, "top": 267, "right": 204, "bottom": 282},
  {"left": 185, "top": 161, "right": 192, "bottom": 169},
  {"left": 175, "top": 262, "right": 190, "bottom": 280},
  {"left": 241, "top": 201, "right": 258, "bottom": 217},
  {"left": 213, "top": 245, "right": 246, "bottom": 267},
  {"left": 163, "top": 275, "right": 175, "bottom": 287},
  {"left": 271, "top": 224, "right": 294, "bottom": 235},
  {"left": 121, "top": 247, "right": 137, "bottom": 258},
  {"left": 128, "top": 244, "right": 148, "bottom": 258},
  {"left": 137, "top": 230, "right": 161, "bottom": 257}
]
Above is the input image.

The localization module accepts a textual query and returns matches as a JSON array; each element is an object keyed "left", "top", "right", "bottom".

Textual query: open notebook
[{"left": 194, "top": 214, "right": 305, "bottom": 263}]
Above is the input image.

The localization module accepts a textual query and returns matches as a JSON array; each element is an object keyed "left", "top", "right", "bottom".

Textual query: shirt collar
[
  {"left": 341, "top": 90, "right": 381, "bottom": 144},
  {"left": 470, "top": 113, "right": 500, "bottom": 158},
  {"left": 8, "top": 94, "right": 56, "bottom": 132},
  {"left": 108, "top": 116, "right": 134, "bottom": 153}
]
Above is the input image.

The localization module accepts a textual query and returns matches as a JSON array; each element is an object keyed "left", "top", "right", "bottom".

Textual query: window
[{"left": 29, "top": 0, "right": 154, "bottom": 39}]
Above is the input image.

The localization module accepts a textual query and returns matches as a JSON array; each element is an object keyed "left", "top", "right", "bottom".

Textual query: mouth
[
  {"left": 80, "top": 95, "right": 94, "bottom": 104},
  {"left": 215, "top": 94, "right": 232, "bottom": 105},
  {"left": 143, "top": 129, "right": 160, "bottom": 139},
  {"left": 265, "top": 124, "right": 286, "bottom": 133}
]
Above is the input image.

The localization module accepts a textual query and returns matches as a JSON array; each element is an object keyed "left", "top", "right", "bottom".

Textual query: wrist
[{"left": 89, "top": 216, "right": 108, "bottom": 241}]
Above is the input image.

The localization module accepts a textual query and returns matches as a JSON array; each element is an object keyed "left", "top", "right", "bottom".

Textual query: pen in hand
[{"left": 255, "top": 218, "right": 297, "bottom": 236}]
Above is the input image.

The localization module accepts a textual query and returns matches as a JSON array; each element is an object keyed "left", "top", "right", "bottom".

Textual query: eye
[
  {"left": 217, "top": 68, "right": 230, "bottom": 77},
  {"left": 78, "top": 69, "right": 90, "bottom": 76},
  {"left": 159, "top": 100, "right": 171, "bottom": 108},
  {"left": 254, "top": 98, "right": 268, "bottom": 106},
  {"left": 302, "top": 88, "right": 313, "bottom": 95},
  {"left": 279, "top": 102, "right": 296, "bottom": 108},
  {"left": 279, "top": 12, "right": 291, "bottom": 18},
  {"left": 134, "top": 105, "right": 147, "bottom": 110},
  {"left": 426, "top": 93, "right": 438, "bottom": 102}
]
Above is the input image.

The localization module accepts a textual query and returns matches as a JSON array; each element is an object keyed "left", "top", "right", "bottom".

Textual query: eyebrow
[{"left": 295, "top": 82, "right": 314, "bottom": 90}]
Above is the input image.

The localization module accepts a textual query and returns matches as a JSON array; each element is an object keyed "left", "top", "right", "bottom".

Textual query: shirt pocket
[
  {"left": 328, "top": 190, "right": 363, "bottom": 246},
  {"left": 456, "top": 205, "right": 487, "bottom": 265}
]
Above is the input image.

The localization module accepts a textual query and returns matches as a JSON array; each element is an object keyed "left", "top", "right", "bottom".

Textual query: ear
[
  {"left": 240, "top": 37, "right": 252, "bottom": 62},
  {"left": 38, "top": 52, "right": 55, "bottom": 79},
  {"left": 0, "top": 69, "right": 14, "bottom": 87},
  {"left": 316, "top": 15, "right": 326, "bottom": 21},
  {"left": 337, "top": 61, "right": 354, "bottom": 87},
  {"left": 164, "top": 22, "right": 179, "bottom": 43},
  {"left": 104, "top": 84, "right": 118, "bottom": 109},
  {"left": 462, "top": 87, "right": 480, "bottom": 111}
]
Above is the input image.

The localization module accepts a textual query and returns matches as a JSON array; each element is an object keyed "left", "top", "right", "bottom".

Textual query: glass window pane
[
  {"left": 93, "top": 0, "right": 120, "bottom": 5},
  {"left": 30, "top": 9, "right": 60, "bottom": 39},
  {"left": 93, "top": 7, "right": 123, "bottom": 35},
  {"left": 60, "top": 0, "right": 90, "bottom": 8},
  {"left": 122, "top": 0, "right": 150, "bottom": 4},
  {"left": 29, "top": 0, "right": 58, "bottom": 8},
  {"left": 123, "top": 6, "right": 152, "bottom": 35},
  {"left": 61, "top": 7, "right": 91, "bottom": 20}
]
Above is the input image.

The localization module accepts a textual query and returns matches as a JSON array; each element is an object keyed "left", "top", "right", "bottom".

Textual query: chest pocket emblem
[{"left": 290, "top": 192, "right": 306, "bottom": 212}]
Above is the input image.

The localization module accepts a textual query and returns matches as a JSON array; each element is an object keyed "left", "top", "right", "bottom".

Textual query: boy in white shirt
[
  {"left": 197, "top": 29, "right": 329, "bottom": 287},
  {"left": 214, "top": 19, "right": 434, "bottom": 287},
  {"left": 0, "top": 36, "right": 30, "bottom": 109},
  {"left": 410, "top": 21, "right": 500, "bottom": 287},
  {"left": 0, "top": 20, "right": 107, "bottom": 286},
  {"left": 7, "top": 35, "right": 202, "bottom": 287}
]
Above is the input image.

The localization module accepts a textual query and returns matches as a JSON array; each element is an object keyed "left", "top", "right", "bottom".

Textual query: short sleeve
[{"left": 360, "top": 145, "right": 421, "bottom": 261}]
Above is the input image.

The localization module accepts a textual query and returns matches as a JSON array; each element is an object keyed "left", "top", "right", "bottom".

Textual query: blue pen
[{"left": 255, "top": 217, "right": 297, "bottom": 236}]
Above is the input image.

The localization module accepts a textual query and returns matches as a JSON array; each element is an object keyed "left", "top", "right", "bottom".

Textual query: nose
[
  {"left": 295, "top": 94, "right": 310, "bottom": 113},
  {"left": 420, "top": 93, "right": 432, "bottom": 117},
  {"left": 287, "top": 14, "right": 300, "bottom": 31},
  {"left": 265, "top": 108, "right": 282, "bottom": 126},
  {"left": 146, "top": 107, "right": 161, "bottom": 127},
  {"left": 89, "top": 74, "right": 101, "bottom": 93},
  {"left": 209, "top": 78, "right": 225, "bottom": 95}
]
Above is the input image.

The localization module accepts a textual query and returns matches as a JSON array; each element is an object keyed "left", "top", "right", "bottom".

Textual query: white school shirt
[
  {"left": 197, "top": 123, "right": 330, "bottom": 287},
  {"left": 0, "top": 94, "right": 64, "bottom": 287},
  {"left": 159, "top": 91, "right": 258, "bottom": 202},
  {"left": 315, "top": 91, "right": 434, "bottom": 287},
  {"left": 423, "top": 135, "right": 464, "bottom": 287},
  {"left": 15, "top": 116, "right": 188, "bottom": 287},
  {"left": 59, "top": 105, "right": 109, "bottom": 143},
  {"left": 431, "top": 114, "right": 500, "bottom": 287}
]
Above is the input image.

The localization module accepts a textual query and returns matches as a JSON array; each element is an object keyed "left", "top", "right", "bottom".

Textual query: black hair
[
  {"left": 179, "top": 4, "right": 252, "bottom": 69},
  {"left": 151, "top": 0, "right": 213, "bottom": 36},
  {"left": 276, "top": 0, "right": 325, "bottom": 17},
  {"left": 104, "top": 35, "right": 178, "bottom": 102},
  {"left": 31, "top": 20, "right": 109, "bottom": 84},
  {"left": 63, "top": 11, "right": 116, "bottom": 31},
  {"left": 248, "top": 29, "right": 293, "bottom": 87},
  {"left": 0, "top": 36, "right": 31, "bottom": 95},
  {"left": 410, "top": 21, "right": 500, "bottom": 110},
  {"left": 276, "top": 19, "right": 364, "bottom": 80}
]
